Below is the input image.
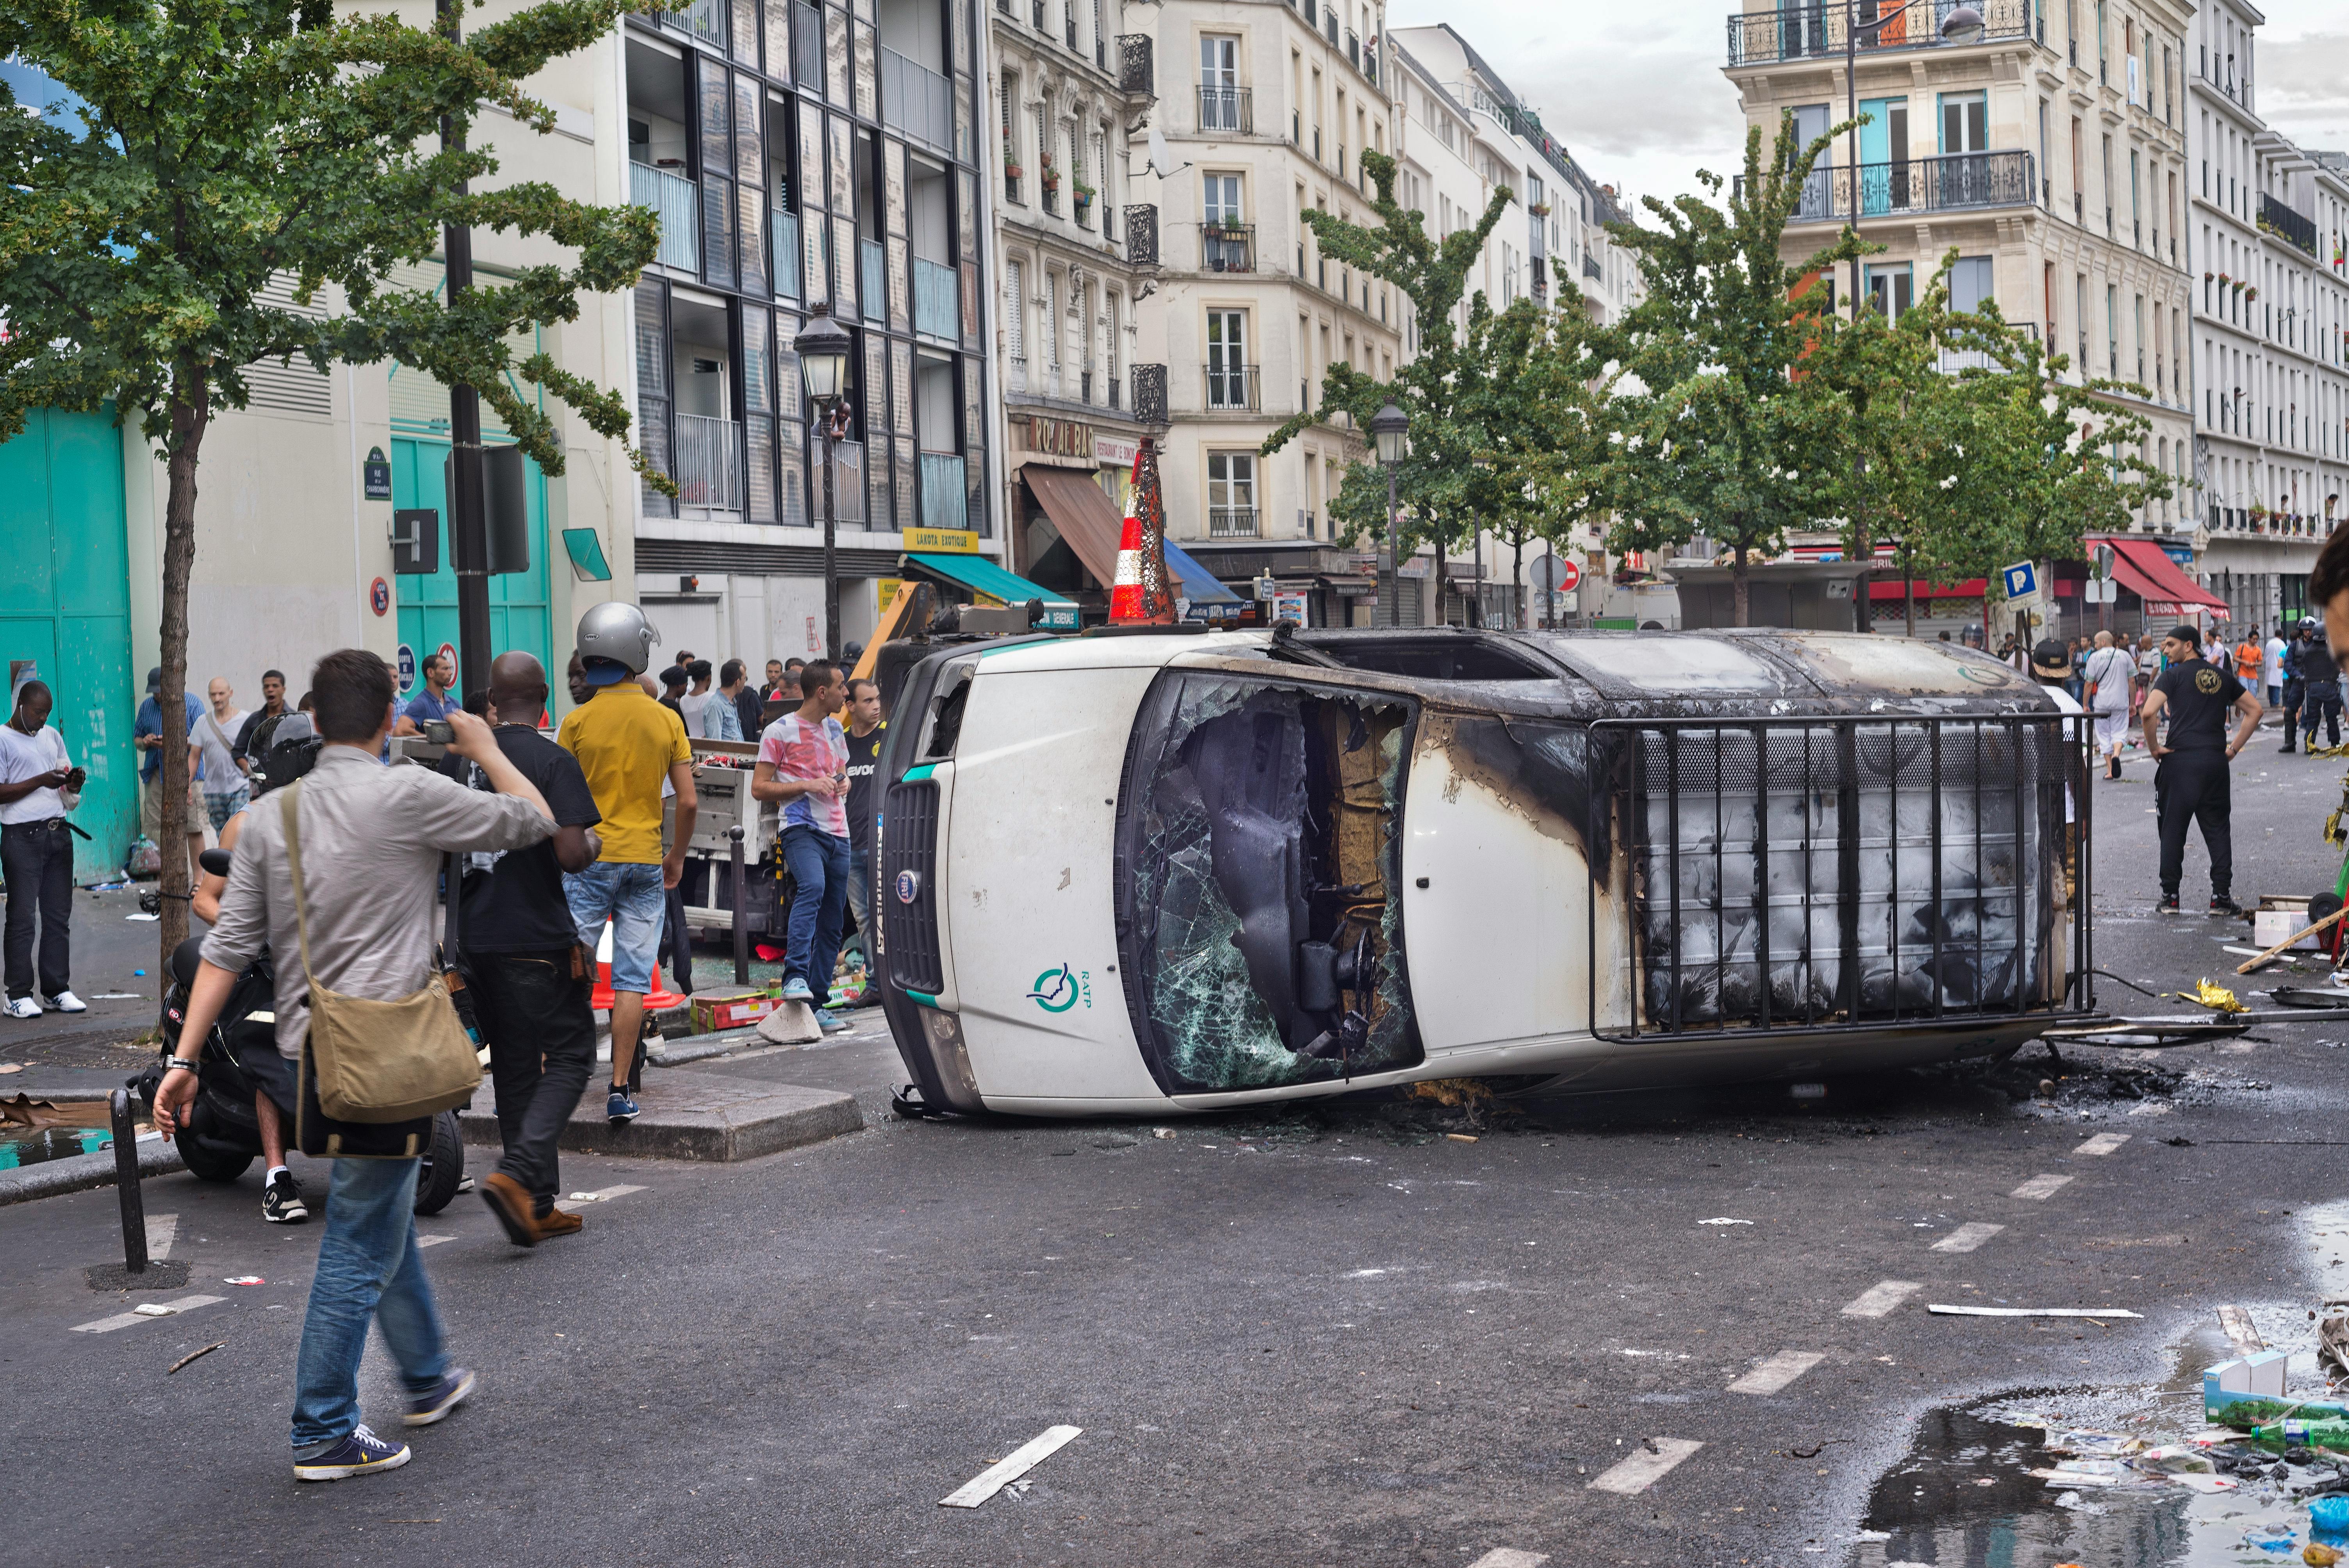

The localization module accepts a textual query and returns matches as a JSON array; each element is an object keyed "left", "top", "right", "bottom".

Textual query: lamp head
[
  {"left": 795, "top": 303, "right": 854, "bottom": 405},
  {"left": 1939, "top": 4, "right": 1985, "bottom": 43},
  {"left": 1370, "top": 401, "right": 1409, "bottom": 467}
]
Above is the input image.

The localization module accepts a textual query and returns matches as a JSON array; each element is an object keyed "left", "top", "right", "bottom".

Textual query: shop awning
[
  {"left": 1021, "top": 465, "right": 1125, "bottom": 588},
  {"left": 1869, "top": 577, "right": 1986, "bottom": 600},
  {"left": 2100, "top": 536, "right": 2227, "bottom": 615},
  {"left": 1163, "top": 540, "right": 1246, "bottom": 617},
  {"left": 903, "top": 552, "right": 1080, "bottom": 629}
]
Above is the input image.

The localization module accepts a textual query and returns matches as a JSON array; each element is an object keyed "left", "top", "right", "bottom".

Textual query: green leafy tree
[
  {"left": 1601, "top": 115, "right": 1866, "bottom": 625},
  {"left": 0, "top": 0, "right": 661, "bottom": 955},
  {"left": 1472, "top": 294, "right": 1621, "bottom": 627},
  {"left": 1259, "top": 148, "right": 1516, "bottom": 620}
]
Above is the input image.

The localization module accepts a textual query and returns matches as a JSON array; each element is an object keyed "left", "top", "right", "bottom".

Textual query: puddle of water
[{"left": 0, "top": 1122, "right": 112, "bottom": 1171}]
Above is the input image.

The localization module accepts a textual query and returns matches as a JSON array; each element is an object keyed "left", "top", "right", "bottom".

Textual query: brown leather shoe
[
  {"left": 535, "top": 1207, "right": 583, "bottom": 1238},
  {"left": 479, "top": 1172, "right": 541, "bottom": 1248}
]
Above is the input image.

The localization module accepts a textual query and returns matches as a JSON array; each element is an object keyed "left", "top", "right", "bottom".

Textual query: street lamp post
[
  {"left": 1370, "top": 402, "right": 1409, "bottom": 629},
  {"left": 1840, "top": 2, "right": 1985, "bottom": 316},
  {"left": 794, "top": 304, "right": 854, "bottom": 662}
]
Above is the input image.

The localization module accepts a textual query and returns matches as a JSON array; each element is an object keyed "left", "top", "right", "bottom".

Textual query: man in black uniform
[
  {"left": 2140, "top": 623, "right": 2263, "bottom": 915},
  {"left": 438, "top": 651, "right": 606, "bottom": 1247},
  {"left": 2292, "top": 615, "right": 2342, "bottom": 751}
]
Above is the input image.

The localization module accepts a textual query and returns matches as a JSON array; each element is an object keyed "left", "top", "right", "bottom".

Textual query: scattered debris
[
  {"left": 1927, "top": 1304, "right": 2144, "bottom": 1319},
  {"left": 223, "top": 1276, "right": 263, "bottom": 1286},
  {"left": 938, "top": 1425, "right": 1082, "bottom": 1508},
  {"left": 2221, "top": 1303, "right": 2271, "bottom": 1355},
  {"left": 166, "top": 1342, "right": 224, "bottom": 1375},
  {"left": 1697, "top": 1217, "right": 1754, "bottom": 1226},
  {"left": 2181, "top": 979, "right": 2251, "bottom": 1010},
  {"left": 1445, "top": 1133, "right": 1479, "bottom": 1144}
]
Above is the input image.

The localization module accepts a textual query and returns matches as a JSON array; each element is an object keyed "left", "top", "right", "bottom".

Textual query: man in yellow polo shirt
[{"left": 557, "top": 604, "right": 696, "bottom": 1124}]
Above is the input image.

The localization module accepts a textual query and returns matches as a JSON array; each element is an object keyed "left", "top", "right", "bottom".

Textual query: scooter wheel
[
  {"left": 412, "top": 1110, "right": 465, "bottom": 1215},
  {"left": 176, "top": 1135, "right": 254, "bottom": 1184}
]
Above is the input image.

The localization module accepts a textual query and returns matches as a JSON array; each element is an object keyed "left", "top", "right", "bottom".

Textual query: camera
[{"left": 421, "top": 718, "right": 455, "bottom": 744}]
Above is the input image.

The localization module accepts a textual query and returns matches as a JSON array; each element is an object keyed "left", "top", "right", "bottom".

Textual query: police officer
[
  {"left": 2292, "top": 615, "right": 2343, "bottom": 751},
  {"left": 2280, "top": 619, "right": 2308, "bottom": 752},
  {"left": 2140, "top": 622, "right": 2263, "bottom": 916}
]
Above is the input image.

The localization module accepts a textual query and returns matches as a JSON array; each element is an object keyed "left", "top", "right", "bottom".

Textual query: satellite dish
[{"left": 1147, "top": 126, "right": 1183, "bottom": 179}]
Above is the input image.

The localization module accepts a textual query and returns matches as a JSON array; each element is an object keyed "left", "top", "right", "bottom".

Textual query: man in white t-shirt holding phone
[{"left": 0, "top": 680, "right": 87, "bottom": 1018}]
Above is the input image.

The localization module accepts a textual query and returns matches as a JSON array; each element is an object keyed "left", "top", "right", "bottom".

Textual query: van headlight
[{"left": 918, "top": 1006, "right": 980, "bottom": 1105}]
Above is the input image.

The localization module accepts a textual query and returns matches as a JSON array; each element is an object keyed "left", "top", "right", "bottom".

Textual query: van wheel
[{"left": 413, "top": 1111, "right": 465, "bottom": 1215}]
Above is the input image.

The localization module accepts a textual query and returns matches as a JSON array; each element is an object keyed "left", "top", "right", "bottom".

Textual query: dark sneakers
[
  {"left": 402, "top": 1367, "right": 477, "bottom": 1427},
  {"left": 293, "top": 1424, "right": 411, "bottom": 1481},
  {"left": 2210, "top": 895, "right": 2244, "bottom": 918},
  {"left": 606, "top": 1085, "right": 640, "bottom": 1124},
  {"left": 263, "top": 1171, "right": 308, "bottom": 1224},
  {"left": 2155, "top": 893, "right": 2181, "bottom": 914}
]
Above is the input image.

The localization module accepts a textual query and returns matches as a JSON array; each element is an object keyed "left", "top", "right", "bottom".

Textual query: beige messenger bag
[{"left": 280, "top": 780, "right": 481, "bottom": 1123}]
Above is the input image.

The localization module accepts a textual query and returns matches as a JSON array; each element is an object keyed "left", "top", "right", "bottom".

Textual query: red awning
[
  {"left": 1868, "top": 577, "right": 1986, "bottom": 600},
  {"left": 2100, "top": 536, "right": 2227, "bottom": 614},
  {"left": 1021, "top": 465, "right": 1126, "bottom": 590}
]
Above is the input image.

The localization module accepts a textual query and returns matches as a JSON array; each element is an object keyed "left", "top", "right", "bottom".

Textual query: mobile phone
[
  {"left": 64, "top": 766, "right": 86, "bottom": 792},
  {"left": 422, "top": 719, "right": 455, "bottom": 744}
]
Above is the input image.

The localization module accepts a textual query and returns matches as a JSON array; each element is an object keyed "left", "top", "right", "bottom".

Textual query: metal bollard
[
  {"left": 729, "top": 824, "right": 749, "bottom": 985},
  {"left": 110, "top": 1089, "right": 147, "bottom": 1274}
]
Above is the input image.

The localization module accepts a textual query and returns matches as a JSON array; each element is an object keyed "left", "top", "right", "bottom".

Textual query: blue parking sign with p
[{"left": 2001, "top": 561, "right": 2037, "bottom": 600}]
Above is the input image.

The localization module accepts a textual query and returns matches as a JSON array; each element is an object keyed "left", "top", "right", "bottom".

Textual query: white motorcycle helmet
[{"left": 576, "top": 602, "right": 659, "bottom": 687}]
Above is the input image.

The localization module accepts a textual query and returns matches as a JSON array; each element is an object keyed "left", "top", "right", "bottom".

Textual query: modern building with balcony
[
  {"left": 986, "top": 0, "right": 1164, "bottom": 618},
  {"left": 1721, "top": 0, "right": 2199, "bottom": 587},
  {"left": 621, "top": 0, "right": 997, "bottom": 661},
  {"left": 1132, "top": 0, "right": 1404, "bottom": 628},
  {"left": 2186, "top": 0, "right": 2349, "bottom": 630}
]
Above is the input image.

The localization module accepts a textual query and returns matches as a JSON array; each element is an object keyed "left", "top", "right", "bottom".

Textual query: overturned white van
[{"left": 869, "top": 626, "right": 2092, "bottom": 1117}]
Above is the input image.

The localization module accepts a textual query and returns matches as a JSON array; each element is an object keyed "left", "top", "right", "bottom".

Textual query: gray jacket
[{"left": 202, "top": 745, "right": 551, "bottom": 1058}]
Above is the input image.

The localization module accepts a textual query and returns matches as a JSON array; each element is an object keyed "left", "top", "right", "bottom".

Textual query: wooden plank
[{"left": 939, "top": 1425, "right": 1083, "bottom": 1508}]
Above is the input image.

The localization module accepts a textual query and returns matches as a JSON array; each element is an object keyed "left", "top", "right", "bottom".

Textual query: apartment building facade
[
  {"left": 987, "top": 0, "right": 1162, "bottom": 614},
  {"left": 1722, "top": 0, "right": 2199, "bottom": 613},
  {"left": 1132, "top": 0, "right": 1404, "bottom": 627},
  {"left": 2187, "top": 0, "right": 2349, "bottom": 631},
  {"left": 621, "top": 0, "right": 1000, "bottom": 661}
]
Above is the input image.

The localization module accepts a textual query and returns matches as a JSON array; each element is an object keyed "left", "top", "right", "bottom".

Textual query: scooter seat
[{"left": 169, "top": 935, "right": 207, "bottom": 993}]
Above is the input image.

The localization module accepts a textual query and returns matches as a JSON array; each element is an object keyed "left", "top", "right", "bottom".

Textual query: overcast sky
[{"left": 1388, "top": 0, "right": 2349, "bottom": 214}]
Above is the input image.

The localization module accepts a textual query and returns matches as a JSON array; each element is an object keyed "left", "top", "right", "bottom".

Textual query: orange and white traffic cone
[{"left": 1109, "top": 487, "right": 1148, "bottom": 622}]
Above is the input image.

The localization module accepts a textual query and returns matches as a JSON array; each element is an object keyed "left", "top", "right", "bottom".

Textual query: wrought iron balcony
[
  {"left": 1124, "top": 203, "right": 1159, "bottom": 265},
  {"left": 2261, "top": 192, "right": 2318, "bottom": 257},
  {"left": 629, "top": 161, "right": 700, "bottom": 272},
  {"left": 1203, "top": 362, "right": 1261, "bottom": 411},
  {"left": 1132, "top": 363, "right": 1168, "bottom": 425},
  {"left": 1208, "top": 506, "right": 1260, "bottom": 538},
  {"left": 1759, "top": 150, "right": 2036, "bottom": 223},
  {"left": 1727, "top": 0, "right": 2035, "bottom": 66},
  {"left": 1199, "top": 86, "right": 1251, "bottom": 134},
  {"left": 1199, "top": 222, "right": 1255, "bottom": 272},
  {"left": 1117, "top": 34, "right": 1155, "bottom": 96}
]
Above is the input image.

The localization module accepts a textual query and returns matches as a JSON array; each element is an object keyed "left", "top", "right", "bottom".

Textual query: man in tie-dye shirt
[{"left": 752, "top": 659, "right": 852, "bottom": 1028}]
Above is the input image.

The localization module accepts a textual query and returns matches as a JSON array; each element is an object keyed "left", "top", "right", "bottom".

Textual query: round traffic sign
[
  {"left": 396, "top": 643, "right": 417, "bottom": 694},
  {"left": 369, "top": 577, "right": 390, "bottom": 617},
  {"left": 435, "top": 641, "right": 458, "bottom": 690},
  {"left": 1533, "top": 554, "right": 1581, "bottom": 592}
]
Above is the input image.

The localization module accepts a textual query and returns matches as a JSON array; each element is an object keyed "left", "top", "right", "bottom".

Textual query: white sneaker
[
  {"left": 3, "top": 997, "right": 42, "bottom": 1019},
  {"left": 45, "top": 991, "right": 86, "bottom": 1014}
]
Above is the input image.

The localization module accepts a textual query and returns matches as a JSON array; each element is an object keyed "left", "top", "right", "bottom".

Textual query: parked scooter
[{"left": 131, "top": 850, "right": 465, "bottom": 1215}]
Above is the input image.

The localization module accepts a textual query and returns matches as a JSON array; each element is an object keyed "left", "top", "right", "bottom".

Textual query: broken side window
[{"left": 1118, "top": 672, "right": 1421, "bottom": 1093}]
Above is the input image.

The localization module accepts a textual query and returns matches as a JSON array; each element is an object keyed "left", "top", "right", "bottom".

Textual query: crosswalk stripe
[
  {"left": 416, "top": 1234, "right": 455, "bottom": 1248},
  {"left": 2073, "top": 1132, "right": 2131, "bottom": 1156},
  {"left": 145, "top": 1213, "right": 178, "bottom": 1260},
  {"left": 2011, "top": 1173, "right": 2074, "bottom": 1200},
  {"left": 1727, "top": 1349, "right": 1825, "bottom": 1395},
  {"left": 1841, "top": 1280, "right": 1921, "bottom": 1318},
  {"left": 1467, "top": 1551, "right": 1550, "bottom": 1567},
  {"left": 1930, "top": 1222, "right": 2006, "bottom": 1254},
  {"left": 72, "top": 1293, "right": 225, "bottom": 1334},
  {"left": 554, "top": 1183, "right": 646, "bottom": 1215},
  {"left": 1588, "top": 1438, "right": 1703, "bottom": 1495}
]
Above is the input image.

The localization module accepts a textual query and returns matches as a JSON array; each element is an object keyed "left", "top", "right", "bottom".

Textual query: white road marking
[
  {"left": 2074, "top": 1132, "right": 2132, "bottom": 1156},
  {"left": 939, "top": 1425, "right": 1083, "bottom": 1507},
  {"left": 416, "top": 1234, "right": 455, "bottom": 1248},
  {"left": 1841, "top": 1280, "right": 1922, "bottom": 1318},
  {"left": 72, "top": 1293, "right": 225, "bottom": 1334},
  {"left": 145, "top": 1213, "right": 178, "bottom": 1260},
  {"left": 1927, "top": 1304, "right": 2143, "bottom": 1318},
  {"left": 1727, "top": 1350, "right": 1825, "bottom": 1395},
  {"left": 1931, "top": 1222, "right": 2007, "bottom": 1254},
  {"left": 554, "top": 1183, "right": 646, "bottom": 1215},
  {"left": 2010, "top": 1173, "right": 2075, "bottom": 1200},
  {"left": 1467, "top": 1551, "right": 1551, "bottom": 1568},
  {"left": 1587, "top": 1438, "right": 1704, "bottom": 1495}
]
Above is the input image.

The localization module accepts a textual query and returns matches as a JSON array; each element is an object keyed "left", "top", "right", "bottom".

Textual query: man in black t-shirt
[
  {"left": 2140, "top": 623, "right": 2263, "bottom": 916},
  {"left": 437, "top": 651, "right": 605, "bottom": 1247},
  {"left": 840, "top": 678, "right": 885, "bottom": 985}
]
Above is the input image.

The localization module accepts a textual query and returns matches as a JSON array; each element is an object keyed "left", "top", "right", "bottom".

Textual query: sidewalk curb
[
  {"left": 0, "top": 1138, "right": 187, "bottom": 1208},
  {"left": 459, "top": 1076, "right": 862, "bottom": 1162}
]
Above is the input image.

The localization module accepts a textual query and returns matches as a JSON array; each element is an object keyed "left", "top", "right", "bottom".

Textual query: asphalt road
[{"left": 4, "top": 731, "right": 2347, "bottom": 1567}]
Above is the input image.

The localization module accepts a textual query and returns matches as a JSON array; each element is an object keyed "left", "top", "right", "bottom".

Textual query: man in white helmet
[{"left": 556, "top": 604, "right": 696, "bottom": 1123}]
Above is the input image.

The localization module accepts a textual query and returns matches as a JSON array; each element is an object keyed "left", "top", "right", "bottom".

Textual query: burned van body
[{"left": 872, "top": 627, "right": 2091, "bottom": 1117}]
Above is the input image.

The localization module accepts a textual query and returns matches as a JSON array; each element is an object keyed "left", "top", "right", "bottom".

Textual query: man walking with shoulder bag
[{"left": 153, "top": 649, "right": 554, "bottom": 1481}]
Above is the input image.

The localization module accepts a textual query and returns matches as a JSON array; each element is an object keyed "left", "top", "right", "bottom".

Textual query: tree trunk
[
  {"left": 1850, "top": 449, "right": 1872, "bottom": 633},
  {"left": 156, "top": 363, "right": 209, "bottom": 963},
  {"left": 1732, "top": 542, "right": 1752, "bottom": 627},
  {"left": 1512, "top": 532, "right": 1525, "bottom": 630}
]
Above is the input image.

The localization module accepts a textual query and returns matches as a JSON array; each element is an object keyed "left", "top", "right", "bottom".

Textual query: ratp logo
[{"left": 1027, "top": 964, "right": 1083, "bottom": 1013}]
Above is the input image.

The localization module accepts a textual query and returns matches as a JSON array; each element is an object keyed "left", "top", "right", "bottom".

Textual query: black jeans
[
  {"left": 2, "top": 816, "right": 72, "bottom": 1001},
  {"left": 2302, "top": 684, "right": 2344, "bottom": 748},
  {"left": 2155, "top": 748, "right": 2233, "bottom": 900},
  {"left": 466, "top": 949, "right": 595, "bottom": 1210}
]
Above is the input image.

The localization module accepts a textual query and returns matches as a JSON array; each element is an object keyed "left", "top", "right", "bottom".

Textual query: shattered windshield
[{"left": 1119, "top": 673, "right": 1421, "bottom": 1094}]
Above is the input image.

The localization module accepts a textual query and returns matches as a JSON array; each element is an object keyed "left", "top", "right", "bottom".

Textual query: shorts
[
  {"left": 203, "top": 788, "right": 249, "bottom": 833},
  {"left": 563, "top": 860, "right": 667, "bottom": 996},
  {"left": 141, "top": 772, "right": 211, "bottom": 843}
]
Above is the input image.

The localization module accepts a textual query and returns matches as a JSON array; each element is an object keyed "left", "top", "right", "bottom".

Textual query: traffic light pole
[{"left": 440, "top": 0, "right": 491, "bottom": 698}]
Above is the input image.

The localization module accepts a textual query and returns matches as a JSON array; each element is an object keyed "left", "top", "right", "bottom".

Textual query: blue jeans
[
  {"left": 563, "top": 860, "right": 667, "bottom": 994},
  {"left": 781, "top": 825, "right": 850, "bottom": 993},
  {"left": 844, "top": 846, "right": 872, "bottom": 965},
  {"left": 290, "top": 1158, "right": 447, "bottom": 1454}
]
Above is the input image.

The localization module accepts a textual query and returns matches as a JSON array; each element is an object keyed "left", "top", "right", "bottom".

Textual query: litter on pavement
[
  {"left": 1928, "top": 1304, "right": 2144, "bottom": 1319},
  {"left": 1697, "top": 1217, "right": 1755, "bottom": 1226},
  {"left": 938, "top": 1425, "right": 1082, "bottom": 1508}
]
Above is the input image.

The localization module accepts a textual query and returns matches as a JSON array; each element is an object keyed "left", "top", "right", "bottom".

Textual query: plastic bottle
[{"left": 2247, "top": 1418, "right": 2349, "bottom": 1453}]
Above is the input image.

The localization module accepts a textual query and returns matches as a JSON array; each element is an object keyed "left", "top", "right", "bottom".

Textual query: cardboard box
[{"left": 691, "top": 990, "right": 785, "bottom": 1034}]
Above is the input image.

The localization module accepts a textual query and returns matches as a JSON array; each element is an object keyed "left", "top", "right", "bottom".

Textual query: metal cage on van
[{"left": 1585, "top": 711, "right": 2095, "bottom": 1042}]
